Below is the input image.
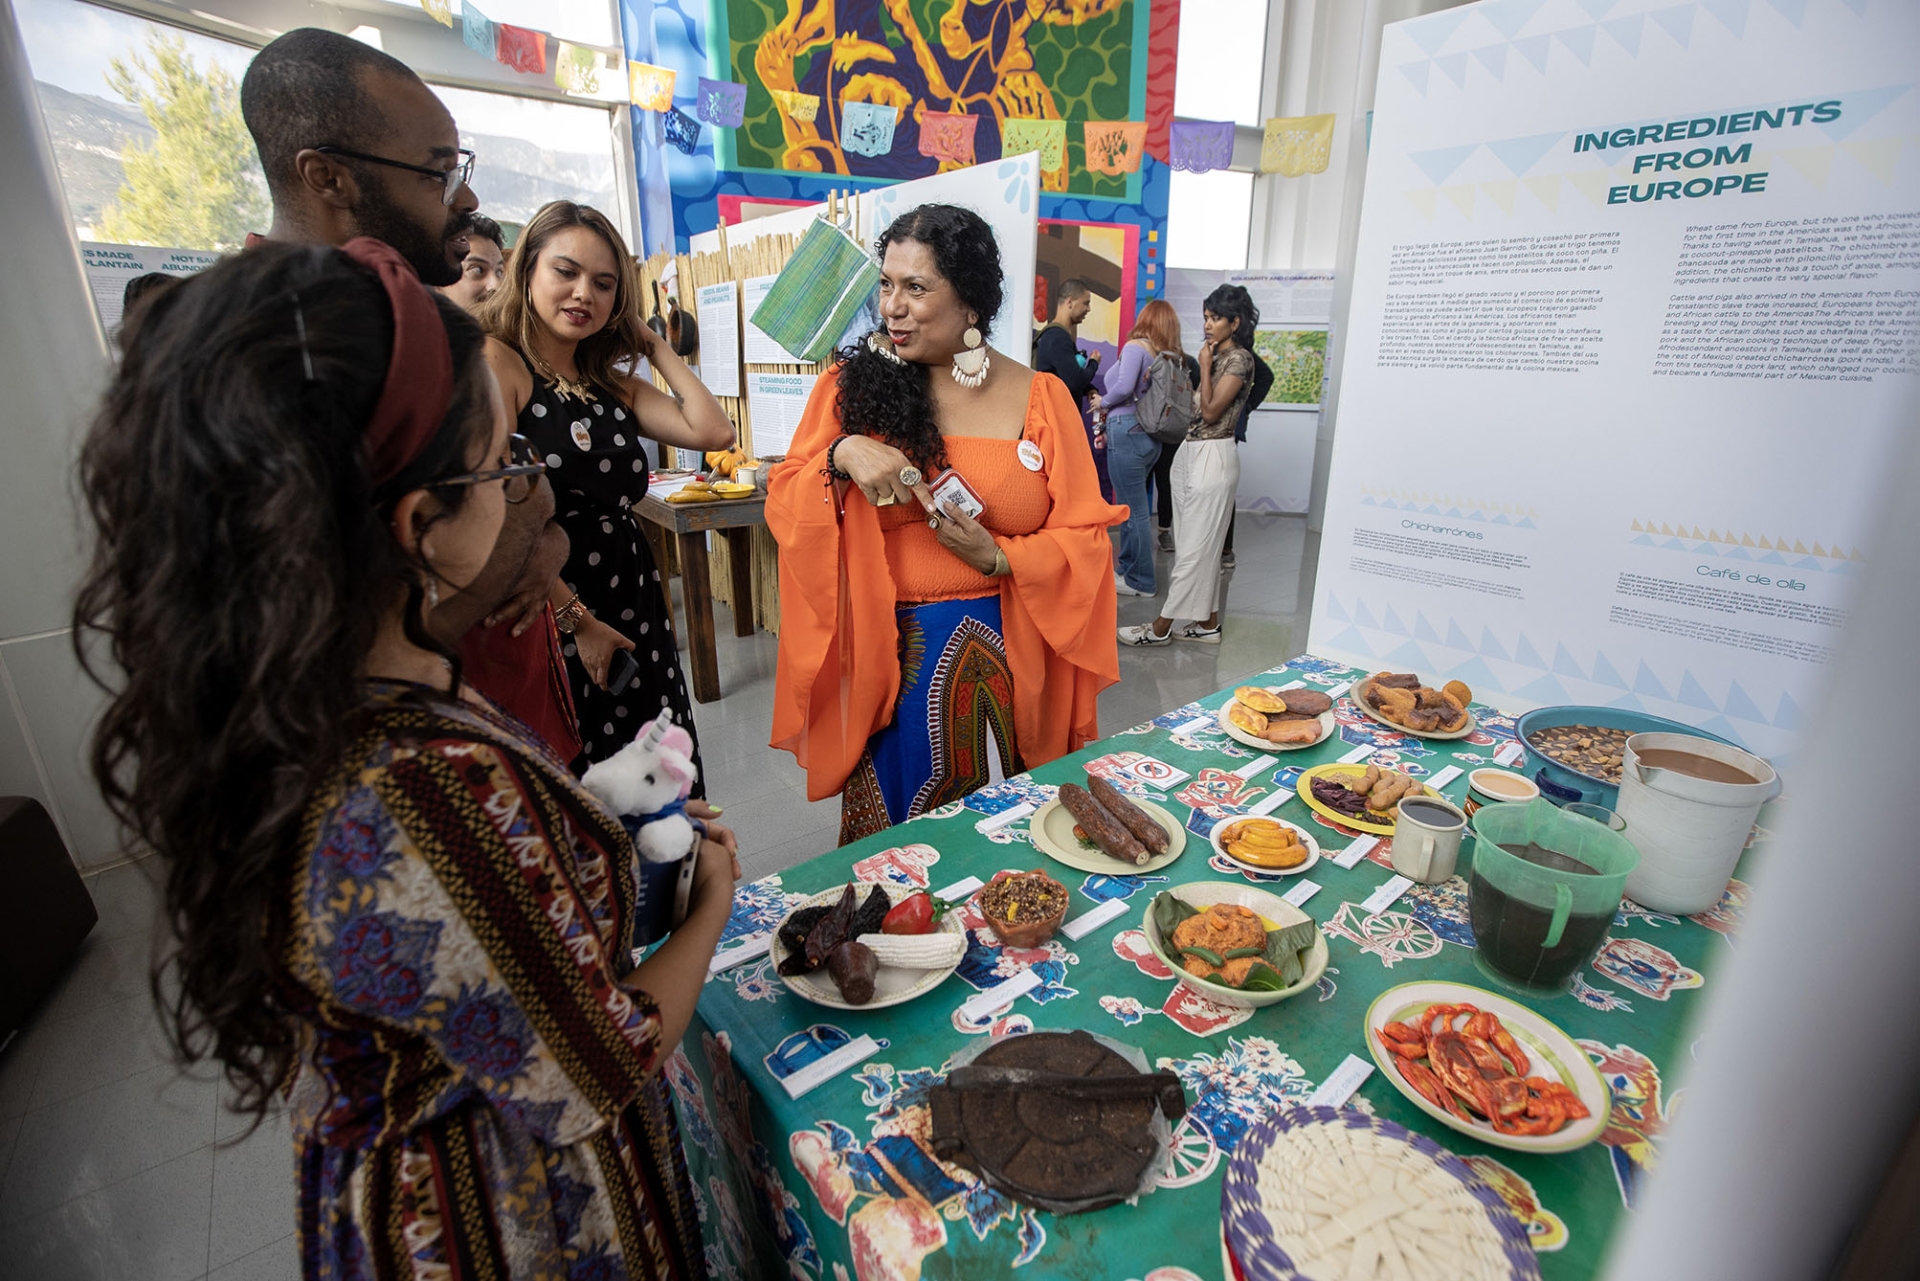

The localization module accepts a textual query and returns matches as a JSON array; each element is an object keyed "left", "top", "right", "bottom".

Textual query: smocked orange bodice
[{"left": 876, "top": 437, "right": 1053, "bottom": 602}]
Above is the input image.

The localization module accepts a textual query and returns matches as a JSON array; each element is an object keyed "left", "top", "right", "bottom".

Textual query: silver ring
[{"left": 898, "top": 466, "right": 922, "bottom": 488}]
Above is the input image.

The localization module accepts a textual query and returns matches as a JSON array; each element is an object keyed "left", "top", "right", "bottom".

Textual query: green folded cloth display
[{"left": 749, "top": 219, "right": 880, "bottom": 364}]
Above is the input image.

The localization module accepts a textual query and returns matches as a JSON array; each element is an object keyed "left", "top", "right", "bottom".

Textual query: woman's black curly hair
[
  {"left": 1203, "top": 283, "right": 1260, "bottom": 349},
  {"left": 72, "top": 242, "right": 492, "bottom": 1129},
  {"left": 832, "top": 203, "right": 1004, "bottom": 474}
]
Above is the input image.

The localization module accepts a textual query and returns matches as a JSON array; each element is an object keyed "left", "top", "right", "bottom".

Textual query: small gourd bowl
[{"left": 977, "top": 870, "right": 1069, "bottom": 949}]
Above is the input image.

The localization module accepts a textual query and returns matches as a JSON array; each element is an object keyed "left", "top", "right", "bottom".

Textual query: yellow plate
[
  {"left": 1294, "top": 762, "right": 1440, "bottom": 836},
  {"left": 709, "top": 482, "right": 756, "bottom": 498}
]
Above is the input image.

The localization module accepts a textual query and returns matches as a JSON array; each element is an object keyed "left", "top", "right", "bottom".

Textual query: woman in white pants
[{"left": 1119, "top": 284, "right": 1260, "bottom": 645}]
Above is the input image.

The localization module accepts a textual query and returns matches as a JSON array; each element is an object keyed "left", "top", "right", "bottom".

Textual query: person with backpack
[
  {"left": 1099, "top": 299, "right": 1189, "bottom": 596},
  {"left": 1220, "top": 350, "right": 1276, "bottom": 566},
  {"left": 1119, "top": 283, "right": 1261, "bottom": 646}
]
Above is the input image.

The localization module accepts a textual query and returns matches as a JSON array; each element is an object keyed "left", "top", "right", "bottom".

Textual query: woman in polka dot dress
[{"left": 480, "top": 202, "right": 735, "bottom": 772}]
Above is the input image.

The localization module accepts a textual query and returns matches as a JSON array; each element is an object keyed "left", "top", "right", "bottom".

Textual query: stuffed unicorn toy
[{"left": 581, "top": 711, "right": 702, "bottom": 945}]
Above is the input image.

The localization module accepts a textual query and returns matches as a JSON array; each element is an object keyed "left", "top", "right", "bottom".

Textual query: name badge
[
  {"left": 570, "top": 420, "right": 593, "bottom": 450},
  {"left": 1017, "top": 440, "right": 1044, "bottom": 472}
]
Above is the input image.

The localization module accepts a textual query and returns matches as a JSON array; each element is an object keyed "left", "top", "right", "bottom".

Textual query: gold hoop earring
[{"left": 951, "top": 324, "right": 988, "bottom": 389}]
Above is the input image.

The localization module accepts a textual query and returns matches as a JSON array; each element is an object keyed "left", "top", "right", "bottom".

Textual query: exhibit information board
[{"left": 1311, "top": 0, "right": 1920, "bottom": 763}]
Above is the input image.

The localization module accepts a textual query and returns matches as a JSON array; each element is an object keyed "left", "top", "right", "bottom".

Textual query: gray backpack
[{"left": 1134, "top": 349, "right": 1195, "bottom": 444}]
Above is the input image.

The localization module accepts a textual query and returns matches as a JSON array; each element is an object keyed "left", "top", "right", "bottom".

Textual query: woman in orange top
[{"left": 768, "top": 204, "right": 1126, "bottom": 842}]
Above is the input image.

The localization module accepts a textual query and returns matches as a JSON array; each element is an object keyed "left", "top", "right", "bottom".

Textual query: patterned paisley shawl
[{"left": 280, "top": 681, "right": 703, "bottom": 1281}]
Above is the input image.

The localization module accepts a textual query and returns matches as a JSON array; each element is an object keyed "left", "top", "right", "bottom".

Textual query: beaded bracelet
[
  {"left": 554, "top": 592, "right": 589, "bottom": 633},
  {"left": 822, "top": 435, "right": 852, "bottom": 480}
]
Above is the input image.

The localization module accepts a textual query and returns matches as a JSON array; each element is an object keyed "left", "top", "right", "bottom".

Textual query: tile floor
[{"left": 0, "top": 513, "right": 1315, "bottom": 1279}]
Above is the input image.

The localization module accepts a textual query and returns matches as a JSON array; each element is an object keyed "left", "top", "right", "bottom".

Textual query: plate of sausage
[{"left": 1030, "top": 774, "right": 1187, "bottom": 874}]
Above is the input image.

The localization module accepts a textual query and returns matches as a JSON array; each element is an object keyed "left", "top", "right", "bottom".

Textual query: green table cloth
[{"left": 665, "top": 654, "right": 1760, "bottom": 1280}]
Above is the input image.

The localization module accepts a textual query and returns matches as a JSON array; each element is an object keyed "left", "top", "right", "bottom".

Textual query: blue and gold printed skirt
[{"left": 839, "top": 594, "right": 1024, "bottom": 844}]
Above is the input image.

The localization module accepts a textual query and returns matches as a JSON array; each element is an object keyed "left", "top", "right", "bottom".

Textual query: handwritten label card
[
  {"left": 1331, "top": 835, "right": 1380, "bottom": 869},
  {"left": 1062, "top": 898, "right": 1129, "bottom": 940},
  {"left": 776, "top": 1034, "right": 881, "bottom": 1100},
  {"left": 1362, "top": 875, "right": 1415, "bottom": 915},
  {"left": 958, "top": 969, "right": 1043, "bottom": 1021},
  {"left": 1308, "top": 1054, "right": 1375, "bottom": 1108}
]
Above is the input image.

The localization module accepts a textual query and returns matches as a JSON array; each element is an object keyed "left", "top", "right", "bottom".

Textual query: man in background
[
  {"left": 240, "top": 28, "right": 581, "bottom": 763},
  {"left": 1033, "top": 278, "right": 1110, "bottom": 500},
  {"left": 440, "top": 213, "right": 507, "bottom": 313}
]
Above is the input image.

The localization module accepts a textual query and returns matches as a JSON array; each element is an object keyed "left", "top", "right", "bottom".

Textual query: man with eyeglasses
[{"left": 239, "top": 28, "right": 584, "bottom": 763}]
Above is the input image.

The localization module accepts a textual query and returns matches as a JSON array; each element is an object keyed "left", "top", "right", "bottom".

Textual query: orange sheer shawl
[{"left": 766, "top": 367, "right": 1126, "bottom": 801}]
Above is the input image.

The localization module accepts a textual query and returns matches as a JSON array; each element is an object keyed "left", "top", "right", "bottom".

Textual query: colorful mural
[
  {"left": 722, "top": 0, "right": 1146, "bottom": 197},
  {"left": 621, "top": 0, "right": 1176, "bottom": 301}
]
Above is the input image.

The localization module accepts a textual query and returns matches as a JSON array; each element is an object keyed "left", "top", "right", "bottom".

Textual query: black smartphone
[{"left": 608, "top": 649, "right": 641, "bottom": 696}]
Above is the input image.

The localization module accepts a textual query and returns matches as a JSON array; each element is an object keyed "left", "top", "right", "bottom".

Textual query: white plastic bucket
[{"left": 1616, "top": 732, "right": 1779, "bottom": 914}]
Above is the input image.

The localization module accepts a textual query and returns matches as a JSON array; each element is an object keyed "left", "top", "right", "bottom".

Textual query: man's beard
[{"left": 351, "top": 178, "right": 470, "bottom": 287}]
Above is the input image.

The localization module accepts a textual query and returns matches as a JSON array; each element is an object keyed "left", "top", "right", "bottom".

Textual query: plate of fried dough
[
  {"left": 1295, "top": 762, "right": 1441, "bottom": 836},
  {"left": 1352, "top": 672, "right": 1478, "bottom": 740},
  {"left": 1218, "top": 686, "right": 1337, "bottom": 752}
]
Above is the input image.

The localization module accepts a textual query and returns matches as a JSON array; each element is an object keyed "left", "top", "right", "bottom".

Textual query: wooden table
[{"left": 631, "top": 492, "right": 766, "bottom": 703}]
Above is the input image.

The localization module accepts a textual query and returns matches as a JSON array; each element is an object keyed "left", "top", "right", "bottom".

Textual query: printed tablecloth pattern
[{"left": 666, "top": 655, "right": 1761, "bottom": 1280}]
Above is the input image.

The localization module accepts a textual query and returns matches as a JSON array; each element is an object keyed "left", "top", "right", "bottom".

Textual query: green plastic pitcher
[{"left": 1467, "top": 798, "right": 1640, "bottom": 992}]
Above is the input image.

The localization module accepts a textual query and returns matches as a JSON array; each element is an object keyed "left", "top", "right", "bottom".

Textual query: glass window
[
  {"left": 18, "top": 0, "right": 266, "bottom": 249},
  {"left": 1166, "top": 169, "right": 1253, "bottom": 270},
  {"left": 430, "top": 84, "right": 624, "bottom": 241},
  {"left": 1173, "top": 0, "right": 1268, "bottom": 128},
  {"left": 373, "top": 0, "right": 617, "bottom": 48},
  {"left": 17, "top": 0, "right": 628, "bottom": 254}
]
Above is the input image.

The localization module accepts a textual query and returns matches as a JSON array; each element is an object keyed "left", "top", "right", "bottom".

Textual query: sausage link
[
  {"left": 1057, "top": 783, "right": 1148, "bottom": 866},
  {"left": 1087, "top": 775, "right": 1170, "bottom": 856}
]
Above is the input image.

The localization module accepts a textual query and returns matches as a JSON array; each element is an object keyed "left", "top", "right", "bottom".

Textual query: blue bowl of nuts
[{"left": 1515, "top": 706, "right": 1735, "bottom": 809}]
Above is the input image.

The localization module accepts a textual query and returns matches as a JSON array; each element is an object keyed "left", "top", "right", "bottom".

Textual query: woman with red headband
[{"left": 75, "top": 239, "right": 732, "bottom": 1278}]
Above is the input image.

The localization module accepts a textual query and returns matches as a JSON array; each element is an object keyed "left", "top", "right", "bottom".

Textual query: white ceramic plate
[
  {"left": 1208, "top": 815, "right": 1321, "bottom": 877},
  {"left": 1142, "top": 881, "right": 1329, "bottom": 1010},
  {"left": 1364, "top": 980, "right": 1611, "bottom": 1154},
  {"left": 770, "top": 883, "right": 967, "bottom": 1011},
  {"left": 1028, "top": 796, "right": 1186, "bottom": 874},
  {"left": 1217, "top": 697, "right": 1337, "bottom": 752},
  {"left": 1351, "top": 678, "right": 1478, "bottom": 740}
]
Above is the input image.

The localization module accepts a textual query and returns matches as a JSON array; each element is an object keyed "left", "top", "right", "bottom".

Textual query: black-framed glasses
[
  {"left": 434, "top": 435, "right": 544, "bottom": 503},
  {"left": 314, "top": 145, "right": 476, "bottom": 206}
]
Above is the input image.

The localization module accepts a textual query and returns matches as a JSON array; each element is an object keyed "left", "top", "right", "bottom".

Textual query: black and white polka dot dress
[{"left": 517, "top": 362, "right": 703, "bottom": 789}]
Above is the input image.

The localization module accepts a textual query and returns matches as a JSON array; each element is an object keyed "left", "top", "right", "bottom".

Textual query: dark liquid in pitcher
[{"left": 1470, "top": 844, "right": 1614, "bottom": 990}]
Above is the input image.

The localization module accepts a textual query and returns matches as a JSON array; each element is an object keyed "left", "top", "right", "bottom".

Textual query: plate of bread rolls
[
  {"left": 1218, "top": 685, "right": 1338, "bottom": 751},
  {"left": 1352, "top": 672, "right": 1478, "bottom": 740}
]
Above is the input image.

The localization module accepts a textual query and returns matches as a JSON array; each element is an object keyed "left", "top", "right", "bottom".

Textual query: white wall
[{"left": 0, "top": 0, "right": 118, "bottom": 868}]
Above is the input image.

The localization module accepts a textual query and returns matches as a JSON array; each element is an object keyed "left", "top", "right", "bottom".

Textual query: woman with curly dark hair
[
  {"left": 75, "top": 239, "right": 734, "bottom": 1278},
  {"left": 1119, "top": 282, "right": 1260, "bottom": 647},
  {"left": 767, "top": 203, "right": 1126, "bottom": 842}
]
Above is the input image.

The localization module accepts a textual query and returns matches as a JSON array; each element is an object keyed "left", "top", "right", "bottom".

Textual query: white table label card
[
  {"left": 958, "top": 968, "right": 1043, "bottom": 1021},
  {"left": 975, "top": 803, "right": 1035, "bottom": 834},
  {"left": 1494, "top": 741, "right": 1526, "bottom": 767},
  {"left": 1338, "top": 744, "right": 1377, "bottom": 765},
  {"left": 1308, "top": 1054, "right": 1375, "bottom": 1108},
  {"left": 1062, "top": 898, "right": 1129, "bottom": 940},
  {"left": 1172, "top": 715, "right": 1215, "bottom": 736},
  {"left": 708, "top": 933, "right": 772, "bottom": 975},
  {"left": 1331, "top": 835, "right": 1380, "bottom": 870},
  {"left": 1281, "top": 879, "right": 1322, "bottom": 908},
  {"left": 1325, "top": 682, "right": 1351, "bottom": 699},
  {"left": 1362, "top": 876, "right": 1416, "bottom": 915},
  {"left": 1231, "top": 754, "right": 1279, "bottom": 780},
  {"left": 935, "top": 876, "right": 985, "bottom": 902},
  {"left": 775, "top": 1034, "right": 881, "bottom": 1100},
  {"left": 1246, "top": 788, "right": 1295, "bottom": 817},
  {"left": 1427, "top": 765, "right": 1463, "bottom": 790}
]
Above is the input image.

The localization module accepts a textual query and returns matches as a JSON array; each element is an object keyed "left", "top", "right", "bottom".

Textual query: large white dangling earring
[
  {"left": 867, "top": 330, "right": 905, "bottom": 365},
  {"left": 951, "top": 324, "right": 989, "bottom": 389},
  {"left": 425, "top": 578, "right": 440, "bottom": 610}
]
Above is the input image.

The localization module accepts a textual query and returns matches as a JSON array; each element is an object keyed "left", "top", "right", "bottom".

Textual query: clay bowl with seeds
[
  {"left": 1515, "top": 707, "right": 1737, "bottom": 809},
  {"left": 978, "top": 870, "right": 1070, "bottom": 949}
]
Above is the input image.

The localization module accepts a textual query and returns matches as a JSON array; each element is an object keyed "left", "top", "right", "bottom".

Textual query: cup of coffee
[
  {"left": 1391, "top": 796, "right": 1468, "bottom": 883},
  {"left": 1464, "top": 768, "right": 1540, "bottom": 817}
]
